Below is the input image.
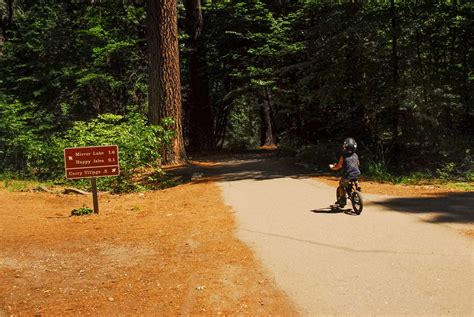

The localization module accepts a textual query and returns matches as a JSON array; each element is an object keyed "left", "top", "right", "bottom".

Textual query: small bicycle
[{"left": 332, "top": 178, "right": 364, "bottom": 215}]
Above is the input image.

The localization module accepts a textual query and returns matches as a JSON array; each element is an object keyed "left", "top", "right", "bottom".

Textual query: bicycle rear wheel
[
  {"left": 351, "top": 191, "right": 363, "bottom": 214},
  {"left": 336, "top": 186, "right": 346, "bottom": 207}
]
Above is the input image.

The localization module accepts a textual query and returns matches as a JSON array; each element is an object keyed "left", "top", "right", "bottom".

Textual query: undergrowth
[
  {"left": 71, "top": 205, "right": 94, "bottom": 216},
  {"left": 1, "top": 168, "right": 183, "bottom": 194},
  {"left": 282, "top": 139, "right": 474, "bottom": 190}
]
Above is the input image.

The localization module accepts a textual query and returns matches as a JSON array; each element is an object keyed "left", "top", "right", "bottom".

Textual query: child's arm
[{"left": 330, "top": 156, "right": 343, "bottom": 171}]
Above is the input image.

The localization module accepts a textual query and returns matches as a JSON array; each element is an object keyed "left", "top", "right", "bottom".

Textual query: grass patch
[
  {"left": 0, "top": 166, "right": 182, "bottom": 194},
  {"left": 71, "top": 205, "right": 94, "bottom": 216},
  {"left": 360, "top": 162, "right": 473, "bottom": 193},
  {"left": 1, "top": 176, "right": 52, "bottom": 192},
  {"left": 445, "top": 182, "right": 474, "bottom": 191}
]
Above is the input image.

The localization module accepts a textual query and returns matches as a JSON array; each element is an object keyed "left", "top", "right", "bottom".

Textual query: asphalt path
[{"left": 215, "top": 155, "right": 474, "bottom": 316}]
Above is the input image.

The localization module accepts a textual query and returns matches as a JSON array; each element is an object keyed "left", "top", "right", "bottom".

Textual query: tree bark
[
  {"left": 461, "top": 23, "right": 472, "bottom": 135},
  {"left": 184, "top": 0, "right": 214, "bottom": 151},
  {"left": 294, "top": 88, "right": 303, "bottom": 138},
  {"left": 0, "top": 29, "right": 4, "bottom": 56},
  {"left": 260, "top": 87, "right": 275, "bottom": 147},
  {"left": 146, "top": 0, "right": 186, "bottom": 164},
  {"left": 390, "top": 0, "right": 401, "bottom": 167},
  {"left": 0, "top": 0, "right": 14, "bottom": 56}
]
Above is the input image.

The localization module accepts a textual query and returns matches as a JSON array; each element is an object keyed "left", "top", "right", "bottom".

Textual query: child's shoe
[{"left": 336, "top": 199, "right": 346, "bottom": 208}]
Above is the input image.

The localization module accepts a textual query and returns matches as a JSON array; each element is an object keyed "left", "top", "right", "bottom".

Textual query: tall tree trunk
[
  {"left": 415, "top": 28, "right": 429, "bottom": 107},
  {"left": 390, "top": 0, "right": 401, "bottom": 167},
  {"left": 0, "top": 30, "right": 4, "bottom": 56},
  {"left": 461, "top": 24, "right": 472, "bottom": 135},
  {"left": 260, "top": 88, "right": 275, "bottom": 147},
  {"left": 294, "top": 88, "right": 303, "bottom": 138},
  {"left": 146, "top": 0, "right": 186, "bottom": 164},
  {"left": 184, "top": 0, "right": 214, "bottom": 151},
  {"left": 0, "top": 0, "right": 14, "bottom": 56}
]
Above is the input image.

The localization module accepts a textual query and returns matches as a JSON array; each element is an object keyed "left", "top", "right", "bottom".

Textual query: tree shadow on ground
[
  {"left": 371, "top": 192, "right": 474, "bottom": 224},
  {"left": 166, "top": 150, "right": 316, "bottom": 183},
  {"left": 167, "top": 150, "right": 473, "bottom": 225}
]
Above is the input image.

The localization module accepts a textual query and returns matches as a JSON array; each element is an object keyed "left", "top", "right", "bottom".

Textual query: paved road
[{"left": 216, "top": 155, "right": 474, "bottom": 316}]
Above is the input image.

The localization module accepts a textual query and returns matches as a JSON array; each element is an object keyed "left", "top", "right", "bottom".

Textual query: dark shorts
[
  {"left": 339, "top": 177, "right": 360, "bottom": 188},
  {"left": 339, "top": 178, "right": 351, "bottom": 187}
]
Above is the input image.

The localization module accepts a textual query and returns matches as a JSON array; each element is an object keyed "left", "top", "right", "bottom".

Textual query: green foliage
[
  {"left": 276, "top": 136, "right": 300, "bottom": 156},
  {"left": 71, "top": 205, "right": 93, "bottom": 216},
  {"left": 364, "top": 162, "right": 398, "bottom": 183},
  {"left": 1, "top": 175, "right": 29, "bottom": 192},
  {"left": 398, "top": 172, "right": 434, "bottom": 185},
  {"left": 295, "top": 143, "right": 337, "bottom": 170},
  {"left": 364, "top": 159, "right": 473, "bottom": 185},
  {"left": 102, "top": 175, "right": 147, "bottom": 194},
  {"left": 0, "top": 3, "right": 168, "bottom": 193},
  {"left": 6, "top": 182, "right": 28, "bottom": 192},
  {"left": 1, "top": 0, "right": 472, "bottom": 185},
  {"left": 0, "top": 104, "right": 174, "bottom": 191},
  {"left": 54, "top": 112, "right": 174, "bottom": 192},
  {"left": 362, "top": 162, "right": 431, "bottom": 185},
  {"left": 437, "top": 163, "right": 457, "bottom": 181},
  {"left": 204, "top": 0, "right": 473, "bottom": 171},
  {"left": 0, "top": 98, "right": 58, "bottom": 175},
  {"left": 0, "top": 2, "right": 147, "bottom": 126},
  {"left": 226, "top": 99, "right": 260, "bottom": 149},
  {"left": 436, "top": 149, "right": 473, "bottom": 183},
  {"left": 56, "top": 112, "right": 174, "bottom": 171},
  {"left": 278, "top": 137, "right": 337, "bottom": 170}
]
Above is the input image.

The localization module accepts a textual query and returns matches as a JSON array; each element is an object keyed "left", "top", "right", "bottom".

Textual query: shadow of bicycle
[{"left": 310, "top": 207, "right": 359, "bottom": 216}]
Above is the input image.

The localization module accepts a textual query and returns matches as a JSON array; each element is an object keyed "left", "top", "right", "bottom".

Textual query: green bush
[
  {"left": 278, "top": 137, "right": 338, "bottom": 170},
  {"left": 436, "top": 162, "right": 457, "bottom": 181},
  {"left": 225, "top": 101, "right": 259, "bottom": 150},
  {"left": 0, "top": 100, "right": 42, "bottom": 174},
  {"left": 398, "top": 171, "right": 433, "bottom": 185},
  {"left": 364, "top": 162, "right": 398, "bottom": 183},
  {"left": 298, "top": 143, "right": 337, "bottom": 169},
  {"left": 54, "top": 112, "right": 174, "bottom": 192},
  {"left": 0, "top": 106, "right": 174, "bottom": 191},
  {"left": 55, "top": 111, "right": 174, "bottom": 172},
  {"left": 277, "top": 135, "right": 304, "bottom": 156},
  {"left": 461, "top": 149, "right": 474, "bottom": 182},
  {"left": 71, "top": 205, "right": 94, "bottom": 216},
  {"left": 435, "top": 149, "right": 473, "bottom": 182}
]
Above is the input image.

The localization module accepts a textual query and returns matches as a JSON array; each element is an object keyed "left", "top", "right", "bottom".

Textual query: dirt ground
[
  {"left": 1, "top": 155, "right": 472, "bottom": 316},
  {"left": 0, "top": 182, "right": 297, "bottom": 316}
]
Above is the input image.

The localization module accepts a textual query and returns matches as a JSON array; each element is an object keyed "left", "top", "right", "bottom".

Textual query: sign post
[
  {"left": 64, "top": 145, "right": 120, "bottom": 214},
  {"left": 91, "top": 177, "right": 99, "bottom": 214}
]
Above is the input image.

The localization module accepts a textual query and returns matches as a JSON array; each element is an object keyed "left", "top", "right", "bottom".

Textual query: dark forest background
[{"left": 0, "top": 0, "right": 472, "bottom": 187}]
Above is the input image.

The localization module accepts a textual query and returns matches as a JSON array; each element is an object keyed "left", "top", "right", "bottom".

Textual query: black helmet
[{"left": 343, "top": 138, "right": 357, "bottom": 153}]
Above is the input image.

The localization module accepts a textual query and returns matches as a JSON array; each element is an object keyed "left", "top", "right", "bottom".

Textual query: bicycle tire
[{"left": 351, "top": 190, "right": 363, "bottom": 214}]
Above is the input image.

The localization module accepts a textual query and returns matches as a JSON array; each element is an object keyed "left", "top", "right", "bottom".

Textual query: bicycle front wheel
[{"left": 351, "top": 191, "right": 363, "bottom": 214}]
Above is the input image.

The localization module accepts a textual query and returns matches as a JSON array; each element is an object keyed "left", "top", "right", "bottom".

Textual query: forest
[{"left": 0, "top": 0, "right": 472, "bottom": 188}]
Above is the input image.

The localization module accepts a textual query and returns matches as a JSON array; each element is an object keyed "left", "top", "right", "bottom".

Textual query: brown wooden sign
[{"left": 64, "top": 145, "right": 120, "bottom": 179}]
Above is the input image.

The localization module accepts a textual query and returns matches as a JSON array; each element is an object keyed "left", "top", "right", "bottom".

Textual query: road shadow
[
  {"left": 371, "top": 192, "right": 474, "bottom": 224},
  {"left": 310, "top": 207, "right": 359, "bottom": 216},
  {"left": 167, "top": 150, "right": 316, "bottom": 183}
]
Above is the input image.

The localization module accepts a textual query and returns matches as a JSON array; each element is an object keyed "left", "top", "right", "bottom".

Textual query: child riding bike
[{"left": 329, "top": 138, "right": 361, "bottom": 207}]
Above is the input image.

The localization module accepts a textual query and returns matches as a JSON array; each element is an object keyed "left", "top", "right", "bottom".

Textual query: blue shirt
[{"left": 342, "top": 152, "right": 361, "bottom": 179}]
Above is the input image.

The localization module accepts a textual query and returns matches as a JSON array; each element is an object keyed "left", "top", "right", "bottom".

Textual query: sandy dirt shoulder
[{"left": 0, "top": 182, "right": 297, "bottom": 316}]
